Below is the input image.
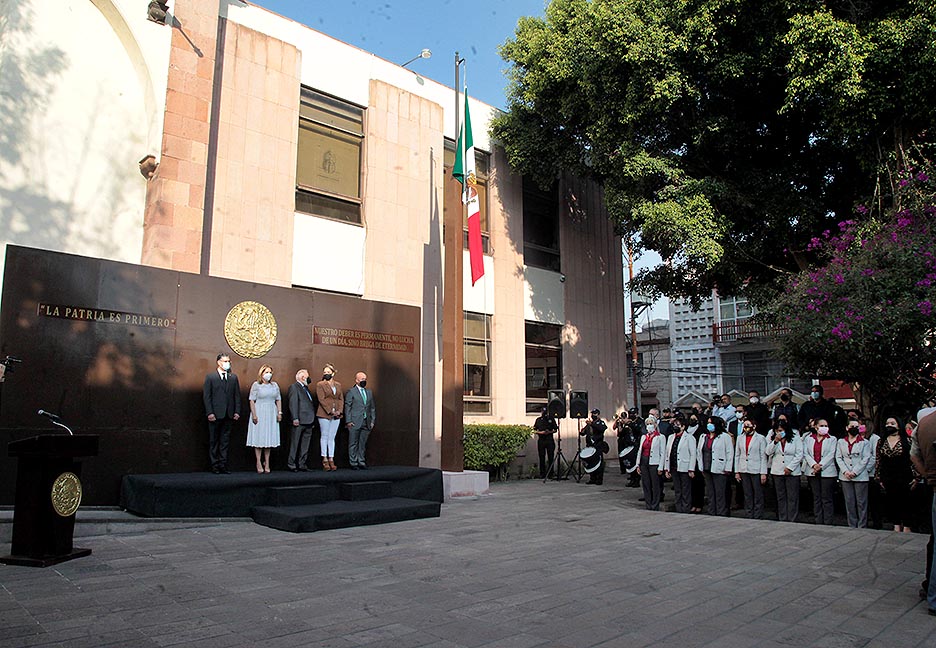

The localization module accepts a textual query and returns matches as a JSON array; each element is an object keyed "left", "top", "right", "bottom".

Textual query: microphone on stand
[
  {"left": 37, "top": 409, "right": 73, "bottom": 435},
  {"left": 37, "top": 409, "right": 61, "bottom": 422}
]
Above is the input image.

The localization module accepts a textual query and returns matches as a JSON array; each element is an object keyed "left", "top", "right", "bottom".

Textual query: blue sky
[{"left": 257, "top": 0, "right": 549, "bottom": 109}]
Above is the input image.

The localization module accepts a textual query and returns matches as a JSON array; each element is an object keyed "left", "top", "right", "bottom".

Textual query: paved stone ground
[{"left": 1, "top": 470, "right": 934, "bottom": 648}]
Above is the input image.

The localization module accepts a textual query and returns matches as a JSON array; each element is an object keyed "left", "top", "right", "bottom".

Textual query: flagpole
[{"left": 441, "top": 52, "right": 466, "bottom": 472}]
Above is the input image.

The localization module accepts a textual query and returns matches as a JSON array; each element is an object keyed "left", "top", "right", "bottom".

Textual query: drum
[
  {"left": 581, "top": 446, "right": 602, "bottom": 473},
  {"left": 618, "top": 445, "right": 638, "bottom": 473}
]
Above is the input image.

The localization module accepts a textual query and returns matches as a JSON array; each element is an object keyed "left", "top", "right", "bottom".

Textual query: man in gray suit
[
  {"left": 344, "top": 371, "right": 375, "bottom": 469},
  {"left": 286, "top": 369, "right": 316, "bottom": 471}
]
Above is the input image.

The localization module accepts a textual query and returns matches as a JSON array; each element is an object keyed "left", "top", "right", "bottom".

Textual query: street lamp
[{"left": 401, "top": 48, "right": 432, "bottom": 68}]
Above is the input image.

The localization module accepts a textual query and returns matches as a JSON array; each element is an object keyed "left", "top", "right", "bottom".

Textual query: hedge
[{"left": 463, "top": 424, "right": 533, "bottom": 479}]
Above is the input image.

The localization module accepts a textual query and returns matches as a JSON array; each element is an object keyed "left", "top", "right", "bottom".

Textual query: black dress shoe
[
  {"left": 350, "top": 465, "right": 359, "bottom": 470},
  {"left": 359, "top": 464, "right": 367, "bottom": 470},
  {"left": 219, "top": 467, "right": 231, "bottom": 474},
  {"left": 211, "top": 468, "right": 221, "bottom": 474},
  {"left": 289, "top": 467, "right": 298, "bottom": 472}
]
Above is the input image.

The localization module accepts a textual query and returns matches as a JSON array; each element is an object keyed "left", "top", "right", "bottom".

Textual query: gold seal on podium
[
  {"left": 51, "top": 472, "right": 82, "bottom": 517},
  {"left": 223, "top": 301, "right": 277, "bottom": 359}
]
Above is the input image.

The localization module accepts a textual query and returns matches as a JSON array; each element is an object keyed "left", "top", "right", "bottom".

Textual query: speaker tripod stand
[
  {"left": 542, "top": 416, "right": 571, "bottom": 482},
  {"left": 561, "top": 417, "right": 585, "bottom": 483}
]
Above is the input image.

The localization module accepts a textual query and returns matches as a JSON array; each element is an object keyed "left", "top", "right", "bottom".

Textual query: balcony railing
[{"left": 712, "top": 319, "right": 790, "bottom": 343}]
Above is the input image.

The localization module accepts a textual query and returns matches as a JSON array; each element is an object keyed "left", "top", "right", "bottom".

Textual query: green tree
[{"left": 492, "top": 0, "right": 936, "bottom": 304}]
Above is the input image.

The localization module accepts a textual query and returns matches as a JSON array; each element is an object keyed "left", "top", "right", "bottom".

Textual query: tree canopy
[{"left": 492, "top": 0, "right": 936, "bottom": 304}]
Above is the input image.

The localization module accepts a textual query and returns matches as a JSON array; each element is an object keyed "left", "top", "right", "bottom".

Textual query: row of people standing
[
  {"left": 636, "top": 410, "right": 922, "bottom": 529},
  {"left": 203, "top": 354, "right": 375, "bottom": 474}
]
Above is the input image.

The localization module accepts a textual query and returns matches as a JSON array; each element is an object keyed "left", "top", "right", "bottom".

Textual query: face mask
[
  {"left": 305, "top": 377, "right": 312, "bottom": 384},
  {"left": 776, "top": 430, "right": 786, "bottom": 439},
  {"left": 736, "top": 411, "right": 745, "bottom": 419},
  {"left": 744, "top": 427, "right": 754, "bottom": 436},
  {"left": 780, "top": 394, "right": 790, "bottom": 402},
  {"left": 858, "top": 424, "right": 867, "bottom": 435},
  {"left": 706, "top": 423, "right": 716, "bottom": 433},
  {"left": 221, "top": 361, "right": 231, "bottom": 371},
  {"left": 690, "top": 419, "right": 698, "bottom": 426},
  {"left": 358, "top": 380, "right": 367, "bottom": 388},
  {"left": 262, "top": 372, "right": 272, "bottom": 382},
  {"left": 885, "top": 426, "right": 899, "bottom": 435},
  {"left": 323, "top": 373, "right": 333, "bottom": 381},
  {"left": 847, "top": 427, "right": 860, "bottom": 436},
  {"left": 811, "top": 392, "right": 820, "bottom": 400},
  {"left": 749, "top": 397, "right": 759, "bottom": 404},
  {"left": 817, "top": 426, "right": 829, "bottom": 436}
]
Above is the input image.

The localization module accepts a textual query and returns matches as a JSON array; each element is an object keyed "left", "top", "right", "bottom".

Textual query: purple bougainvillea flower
[{"left": 920, "top": 301, "right": 934, "bottom": 316}]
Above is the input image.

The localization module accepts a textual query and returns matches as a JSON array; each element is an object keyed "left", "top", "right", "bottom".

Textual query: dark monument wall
[{"left": 0, "top": 246, "right": 421, "bottom": 505}]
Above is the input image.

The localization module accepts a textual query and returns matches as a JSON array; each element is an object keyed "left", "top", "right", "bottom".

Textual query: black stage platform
[{"left": 120, "top": 466, "right": 443, "bottom": 519}]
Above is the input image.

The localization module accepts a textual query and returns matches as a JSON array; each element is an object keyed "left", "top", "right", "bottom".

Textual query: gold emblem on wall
[
  {"left": 51, "top": 472, "right": 82, "bottom": 517},
  {"left": 224, "top": 301, "right": 277, "bottom": 359}
]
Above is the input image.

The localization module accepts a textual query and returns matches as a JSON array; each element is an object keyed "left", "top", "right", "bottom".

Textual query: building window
[
  {"left": 525, "top": 321, "right": 562, "bottom": 413},
  {"left": 464, "top": 312, "right": 492, "bottom": 414},
  {"left": 296, "top": 87, "right": 364, "bottom": 224},
  {"left": 523, "top": 177, "right": 560, "bottom": 271},
  {"left": 719, "top": 295, "right": 754, "bottom": 323},
  {"left": 443, "top": 140, "right": 490, "bottom": 253},
  {"left": 721, "top": 351, "right": 811, "bottom": 395}
]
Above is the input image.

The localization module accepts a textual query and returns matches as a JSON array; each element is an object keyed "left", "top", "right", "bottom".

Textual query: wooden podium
[{"left": 1, "top": 434, "right": 99, "bottom": 567}]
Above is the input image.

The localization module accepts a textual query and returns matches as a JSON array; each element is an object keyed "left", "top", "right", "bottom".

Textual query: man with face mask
[
  {"left": 203, "top": 352, "right": 241, "bottom": 474},
  {"left": 345, "top": 371, "right": 376, "bottom": 470},
  {"left": 798, "top": 384, "right": 835, "bottom": 434},
  {"left": 768, "top": 387, "right": 798, "bottom": 424},
  {"left": 580, "top": 409, "right": 609, "bottom": 485},
  {"left": 286, "top": 369, "right": 316, "bottom": 471},
  {"left": 746, "top": 390, "right": 771, "bottom": 435}
]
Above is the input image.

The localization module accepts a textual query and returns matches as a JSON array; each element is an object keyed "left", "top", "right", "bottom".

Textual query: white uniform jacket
[
  {"left": 766, "top": 435, "right": 804, "bottom": 476},
  {"left": 696, "top": 433, "right": 734, "bottom": 474},
  {"left": 836, "top": 436, "right": 871, "bottom": 481},
  {"left": 664, "top": 432, "right": 697, "bottom": 473},
  {"left": 734, "top": 432, "right": 768, "bottom": 475},
  {"left": 802, "top": 433, "right": 837, "bottom": 477},
  {"left": 637, "top": 431, "right": 667, "bottom": 467}
]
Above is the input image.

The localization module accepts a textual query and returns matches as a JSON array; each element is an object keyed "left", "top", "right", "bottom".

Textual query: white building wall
[
  {"left": 669, "top": 297, "right": 718, "bottom": 402},
  {"left": 0, "top": 0, "right": 171, "bottom": 304}
]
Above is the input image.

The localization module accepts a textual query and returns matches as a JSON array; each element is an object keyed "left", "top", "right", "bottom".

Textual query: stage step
[
  {"left": 266, "top": 485, "right": 328, "bottom": 507},
  {"left": 251, "top": 498, "right": 441, "bottom": 533},
  {"left": 339, "top": 480, "right": 392, "bottom": 501}
]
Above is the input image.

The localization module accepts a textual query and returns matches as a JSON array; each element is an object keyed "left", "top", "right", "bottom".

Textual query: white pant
[{"left": 318, "top": 417, "right": 340, "bottom": 457}]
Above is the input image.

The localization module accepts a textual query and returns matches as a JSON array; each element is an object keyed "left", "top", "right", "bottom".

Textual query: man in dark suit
[
  {"left": 344, "top": 371, "right": 375, "bottom": 469},
  {"left": 203, "top": 352, "right": 241, "bottom": 473},
  {"left": 286, "top": 369, "right": 316, "bottom": 471}
]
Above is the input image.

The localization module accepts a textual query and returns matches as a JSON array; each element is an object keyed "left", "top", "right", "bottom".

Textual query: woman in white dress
[{"left": 247, "top": 364, "right": 282, "bottom": 473}]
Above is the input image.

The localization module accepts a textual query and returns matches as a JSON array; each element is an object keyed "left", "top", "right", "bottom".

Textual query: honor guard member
[
  {"left": 614, "top": 411, "right": 639, "bottom": 478},
  {"left": 533, "top": 406, "right": 559, "bottom": 479},
  {"left": 580, "top": 409, "right": 609, "bottom": 485}
]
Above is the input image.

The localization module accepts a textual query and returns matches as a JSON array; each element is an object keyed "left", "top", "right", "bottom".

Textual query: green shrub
[{"left": 463, "top": 424, "right": 533, "bottom": 479}]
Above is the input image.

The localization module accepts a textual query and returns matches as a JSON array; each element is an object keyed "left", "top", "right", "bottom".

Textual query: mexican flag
[{"left": 453, "top": 90, "right": 484, "bottom": 286}]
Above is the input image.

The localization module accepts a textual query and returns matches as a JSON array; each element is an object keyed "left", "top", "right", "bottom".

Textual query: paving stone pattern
[{"left": 1, "top": 471, "right": 934, "bottom": 648}]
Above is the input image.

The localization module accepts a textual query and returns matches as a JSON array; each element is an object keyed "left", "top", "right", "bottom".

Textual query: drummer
[{"left": 580, "top": 409, "right": 609, "bottom": 485}]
